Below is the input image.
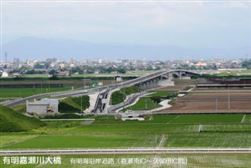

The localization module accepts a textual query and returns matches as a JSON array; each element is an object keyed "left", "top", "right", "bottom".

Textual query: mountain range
[{"left": 3, "top": 37, "right": 251, "bottom": 61}]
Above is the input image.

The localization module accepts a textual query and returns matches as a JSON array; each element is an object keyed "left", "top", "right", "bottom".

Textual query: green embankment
[
  {"left": 125, "top": 91, "right": 177, "bottom": 111},
  {"left": 59, "top": 95, "right": 90, "bottom": 113},
  {"left": 111, "top": 86, "right": 140, "bottom": 105},
  {"left": 12, "top": 104, "right": 26, "bottom": 113},
  {"left": 0, "top": 106, "right": 44, "bottom": 132}
]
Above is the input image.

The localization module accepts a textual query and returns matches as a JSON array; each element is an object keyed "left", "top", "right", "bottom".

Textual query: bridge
[
  {"left": 85, "top": 69, "right": 204, "bottom": 114},
  {"left": 0, "top": 69, "right": 211, "bottom": 113}
]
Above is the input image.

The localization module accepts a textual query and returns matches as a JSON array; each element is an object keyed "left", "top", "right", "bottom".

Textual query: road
[
  {"left": 0, "top": 70, "right": 167, "bottom": 107},
  {"left": 108, "top": 92, "right": 148, "bottom": 113},
  {"left": 0, "top": 85, "right": 111, "bottom": 107},
  {"left": 0, "top": 69, "right": 205, "bottom": 108},
  {"left": 91, "top": 88, "right": 111, "bottom": 113},
  {"left": 107, "top": 92, "right": 142, "bottom": 113},
  {"left": 1, "top": 148, "right": 251, "bottom": 156}
]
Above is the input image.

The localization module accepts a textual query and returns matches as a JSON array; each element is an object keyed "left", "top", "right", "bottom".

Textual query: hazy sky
[{"left": 1, "top": 0, "right": 251, "bottom": 49}]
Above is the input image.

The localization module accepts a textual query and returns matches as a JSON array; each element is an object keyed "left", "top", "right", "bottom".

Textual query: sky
[{"left": 0, "top": 0, "right": 251, "bottom": 60}]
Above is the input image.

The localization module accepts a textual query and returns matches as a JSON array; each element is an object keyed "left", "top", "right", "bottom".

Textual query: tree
[
  {"left": 117, "top": 68, "right": 126, "bottom": 74},
  {"left": 242, "top": 60, "right": 251, "bottom": 69},
  {"left": 48, "top": 69, "right": 58, "bottom": 79}
]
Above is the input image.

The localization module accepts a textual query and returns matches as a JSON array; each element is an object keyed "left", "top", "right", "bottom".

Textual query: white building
[
  {"left": 115, "top": 76, "right": 123, "bottom": 82},
  {"left": 116, "top": 112, "right": 145, "bottom": 121},
  {"left": 1, "top": 71, "right": 9, "bottom": 78},
  {"left": 26, "top": 98, "right": 59, "bottom": 116}
]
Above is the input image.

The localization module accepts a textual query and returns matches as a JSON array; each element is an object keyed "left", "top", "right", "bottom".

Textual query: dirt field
[
  {"left": 164, "top": 88, "right": 251, "bottom": 113},
  {"left": 157, "top": 79, "right": 196, "bottom": 91}
]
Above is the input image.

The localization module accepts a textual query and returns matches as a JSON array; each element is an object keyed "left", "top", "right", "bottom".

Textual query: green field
[
  {"left": 2, "top": 114, "right": 251, "bottom": 149},
  {"left": 124, "top": 91, "right": 177, "bottom": 111},
  {"left": 217, "top": 69, "right": 251, "bottom": 76},
  {"left": 0, "top": 87, "right": 70, "bottom": 98},
  {"left": 200, "top": 69, "right": 251, "bottom": 79},
  {"left": 125, "top": 97, "right": 161, "bottom": 111}
]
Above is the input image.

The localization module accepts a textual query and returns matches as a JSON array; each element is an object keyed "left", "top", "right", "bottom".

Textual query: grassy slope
[
  {"left": 111, "top": 86, "right": 140, "bottom": 105},
  {"left": 0, "top": 106, "right": 44, "bottom": 132},
  {"left": 120, "top": 86, "right": 140, "bottom": 95},
  {"left": 59, "top": 95, "right": 90, "bottom": 113},
  {"left": 12, "top": 104, "right": 26, "bottom": 113},
  {"left": 110, "top": 91, "right": 126, "bottom": 105}
]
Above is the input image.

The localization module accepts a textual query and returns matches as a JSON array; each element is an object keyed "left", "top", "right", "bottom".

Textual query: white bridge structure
[{"left": 0, "top": 69, "right": 214, "bottom": 114}]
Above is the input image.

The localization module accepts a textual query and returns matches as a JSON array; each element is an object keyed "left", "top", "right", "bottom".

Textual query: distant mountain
[{"left": 3, "top": 37, "right": 251, "bottom": 61}]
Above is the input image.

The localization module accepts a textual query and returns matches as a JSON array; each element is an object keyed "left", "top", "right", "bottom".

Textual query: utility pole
[
  {"left": 215, "top": 98, "right": 218, "bottom": 113},
  {"left": 81, "top": 95, "right": 83, "bottom": 113},
  {"left": 228, "top": 87, "right": 231, "bottom": 112},
  {"left": 48, "top": 80, "right": 50, "bottom": 92},
  {"left": 41, "top": 81, "right": 43, "bottom": 93}
]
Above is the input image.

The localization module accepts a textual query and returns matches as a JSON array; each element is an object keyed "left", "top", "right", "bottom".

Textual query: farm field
[
  {"left": 1, "top": 114, "right": 251, "bottom": 149},
  {"left": 1, "top": 153, "right": 251, "bottom": 168},
  {"left": 0, "top": 87, "right": 70, "bottom": 98},
  {"left": 64, "top": 154, "right": 251, "bottom": 168},
  {"left": 166, "top": 88, "right": 251, "bottom": 113},
  {"left": 215, "top": 69, "right": 251, "bottom": 77}
]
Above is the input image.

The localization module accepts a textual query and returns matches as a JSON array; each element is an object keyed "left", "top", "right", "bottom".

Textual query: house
[
  {"left": 115, "top": 76, "right": 123, "bottom": 82},
  {"left": 26, "top": 98, "right": 59, "bottom": 116},
  {"left": 1, "top": 71, "right": 9, "bottom": 78}
]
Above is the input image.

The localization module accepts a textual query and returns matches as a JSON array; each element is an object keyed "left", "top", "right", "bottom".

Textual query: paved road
[
  {"left": 1, "top": 148, "right": 251, "bottom": 156},
  {"left": 92, "top": 88, "right": 111, "bottom": 113},
  {"left": 107, "top": 92, "right": 145, "bottom": 113},
  {"left": 0, "top": 93, "right": 51, "bottom": 107},
  {"left": 0, "top": 86, "right": 109, "bottom": 107},
  {"left": 0, "top": 70, "right": 167, "bottom": 107},
  {"left": 0, "top": 69, "right": 205, "bottom": 108}
]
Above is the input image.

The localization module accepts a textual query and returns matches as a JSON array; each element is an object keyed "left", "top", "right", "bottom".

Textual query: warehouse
[{"left": 26, "top": 98, "right": 59, "bottom": 116}]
